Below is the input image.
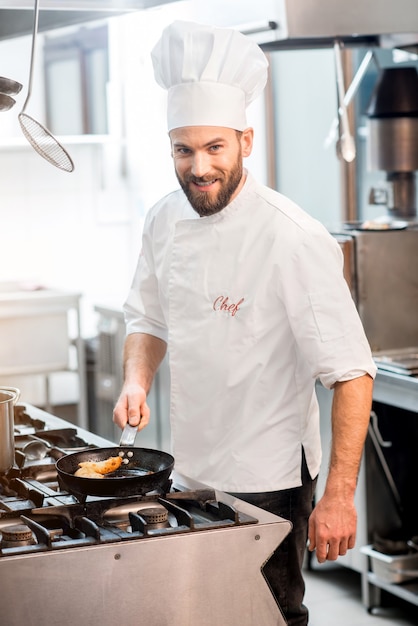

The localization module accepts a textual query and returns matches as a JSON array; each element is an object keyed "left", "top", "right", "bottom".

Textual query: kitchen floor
[{"left": 304, "top": 562, "right": 418, "bottom": 625}]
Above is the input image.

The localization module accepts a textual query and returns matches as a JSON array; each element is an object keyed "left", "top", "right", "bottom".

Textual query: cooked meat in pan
[{"left": 74, "top": 455, "right": 123, "bottom": 479}]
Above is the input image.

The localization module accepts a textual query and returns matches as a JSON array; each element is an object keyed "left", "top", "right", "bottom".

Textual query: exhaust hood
[
  {"left": 0, "top": 1, "right": 179, "bottom": 40},
  {"left": 0, "top": 0, "right": 417, "bottom": 48},
  {"left": 192, "top": 0, "right": 418, "bottom": 51}
]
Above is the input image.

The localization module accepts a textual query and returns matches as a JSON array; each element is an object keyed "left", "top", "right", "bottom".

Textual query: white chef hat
[{"left": 151, "top": 20, "right": 269, "bottom": 132}]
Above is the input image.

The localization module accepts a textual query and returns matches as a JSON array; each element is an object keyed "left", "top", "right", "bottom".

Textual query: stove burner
[
  {"left": 0, "top": 487, "right": 259, "bottom": 557},
  {"left": 139, "top": 506, "right": 170, "bottom": 529},
  {"left": 1, "top": 523, "right": 35, "bottom": 548}
]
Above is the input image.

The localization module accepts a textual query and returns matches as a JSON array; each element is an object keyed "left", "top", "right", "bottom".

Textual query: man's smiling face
[{"left": 170, "top": 126, "right": 253, "bottom": 217}]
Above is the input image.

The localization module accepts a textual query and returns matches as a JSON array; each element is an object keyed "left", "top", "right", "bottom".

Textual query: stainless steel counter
[{"left": 373, "top": 369, "right": 418, "bottom": 413}]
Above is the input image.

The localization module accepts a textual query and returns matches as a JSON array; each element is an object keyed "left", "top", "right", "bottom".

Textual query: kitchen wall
[
  {"left": 0, "top": 0, "right": 270, "bottom": 336},
  {"left": 270, "top": 48, "right": 341, "bottom": 228},
  {"left": 0, "top": 3, "right": 186, "bottom": 408},
  {"left": 0, "top": 4, "right": 186, "bottom": 339}
]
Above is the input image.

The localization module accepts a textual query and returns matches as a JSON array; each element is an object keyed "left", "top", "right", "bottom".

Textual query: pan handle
[{"left": 119, "top": 424, "right": 138, "bottom": 447}]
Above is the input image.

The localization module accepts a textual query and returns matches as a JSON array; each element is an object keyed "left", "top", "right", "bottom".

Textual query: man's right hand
[
  {"left": 113, "top": 332, "right": 167, "bottom": 432},
  {"left": 113, "top": 382, "right": 151, "bottom": 431}
]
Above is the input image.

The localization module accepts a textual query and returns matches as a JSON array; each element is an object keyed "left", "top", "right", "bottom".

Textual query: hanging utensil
[
  {"left": 0, "top": 93, "right": 17, "bottom": 112},
  {"left": 324, "top": 50, "right": 374, "bottom": 149},
  {"left": 0, "top": 76, "right": 22, "bottom": 110},
  {"left": 334, "top": 40, "right": 356, "bottom": 163},
  {"left": 0, "top": 76, "right": 23, "bottom": 96},
  {"left": 18, "top": 0, "right": 74, "bottom": 173}
]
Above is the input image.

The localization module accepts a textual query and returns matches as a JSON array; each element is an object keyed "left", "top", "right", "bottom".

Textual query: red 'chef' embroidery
[{"left": 213, "top": 296, "right": 244, "bottom": 317}]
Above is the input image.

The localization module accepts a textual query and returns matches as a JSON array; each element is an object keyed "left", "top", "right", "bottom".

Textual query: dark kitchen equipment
[
  {"left": 0, "top": 386, "right": 20, "bottom": 474},
  {"left": 18, "top": 0, "right": 74, "bottom": 172},
  {"left": 367, "top": 67, "right": 418, "bottom": 118},
  {"left": 367, "top": 409, "right": 418, "bottom": 566},
  {"left": 56, "top": 446, "right": 175, "bottom": 498},
  {"left": 367, "top": 67, "right": 418, "bottom": 219}
]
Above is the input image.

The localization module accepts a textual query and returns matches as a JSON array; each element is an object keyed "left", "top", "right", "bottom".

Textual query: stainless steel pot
[{"left": 0, "top": 386, "right": 20, "bottom": 473}]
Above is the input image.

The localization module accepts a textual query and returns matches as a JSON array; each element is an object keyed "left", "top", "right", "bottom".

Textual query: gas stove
[{"left": 0, "top": 404, "right": 291, "bottom": 626}]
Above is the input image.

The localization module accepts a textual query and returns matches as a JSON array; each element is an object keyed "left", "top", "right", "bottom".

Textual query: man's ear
[{"left": 241, "top": 127, "right": 254, "bottom": 158}]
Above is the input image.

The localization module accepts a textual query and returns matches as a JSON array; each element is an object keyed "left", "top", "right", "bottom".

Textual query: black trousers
[{"left": 229, "top": 450, "right": 317, "bottom": 626}]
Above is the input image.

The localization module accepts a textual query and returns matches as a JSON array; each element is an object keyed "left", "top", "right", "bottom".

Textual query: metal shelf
[
  {"left": 373, "top": 369, "right": 418, "bottom": 414},
  {"left": 362, "top": 571, "right": 418, "bottom": 611}
]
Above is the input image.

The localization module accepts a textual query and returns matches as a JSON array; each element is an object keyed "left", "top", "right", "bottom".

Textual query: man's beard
[{"left": 176, "top": 159, "right": 243, "bottom": 217}]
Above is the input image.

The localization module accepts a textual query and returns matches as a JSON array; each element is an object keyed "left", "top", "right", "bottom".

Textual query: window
[{"left": 44, "top": 24, "right": 109, "bottom": 135}]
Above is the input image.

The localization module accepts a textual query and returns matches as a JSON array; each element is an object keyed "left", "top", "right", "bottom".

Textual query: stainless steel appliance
[
  {"left": 330, "top": 64, "right": 418, "bottom": 353},
  {"left": 1, "top": 0, "right": 418, "bottom": 48},
  {"left": 0, "top": 403, "right": 291, "bottom": 626},
  {"left": 189, "top": 0, "right": 418, "bottom": 49},
  {"left": 0, "top": 386, "right": 20, "bottom": 473},
  {"left": 367, "top": 67, "right": 418, "bottom": 219},
  {"left": 333, "top": 227, "right": 418, "bottom": 353}
]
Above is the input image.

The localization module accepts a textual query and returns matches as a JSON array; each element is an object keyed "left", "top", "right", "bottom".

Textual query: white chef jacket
[{"left": 124, "top": 172, "right": 376, "bottom": 492}]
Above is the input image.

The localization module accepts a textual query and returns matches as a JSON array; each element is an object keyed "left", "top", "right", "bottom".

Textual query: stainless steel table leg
[{"left": 361, "top": 569, "right": 382, "bottom": 612}]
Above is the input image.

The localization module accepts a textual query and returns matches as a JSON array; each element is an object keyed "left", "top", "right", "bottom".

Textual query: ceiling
[{"left": 0, "top": 0, "right": 177, "bottom": 40}]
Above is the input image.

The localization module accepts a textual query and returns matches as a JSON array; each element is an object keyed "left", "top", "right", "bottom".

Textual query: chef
[{"left": 113, "top": 20, "right": 376, "bottom": 626}]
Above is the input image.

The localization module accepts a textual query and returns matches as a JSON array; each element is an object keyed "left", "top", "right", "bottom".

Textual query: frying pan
[{"left": 56, "top": 447, "right": 174, "bottom": 498}]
